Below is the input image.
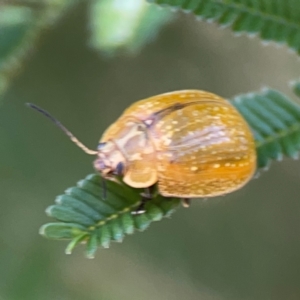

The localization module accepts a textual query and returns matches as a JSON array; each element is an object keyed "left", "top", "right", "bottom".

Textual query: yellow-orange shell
[{"left": 99, "top": 90, "right": 256, "bottom": 198}]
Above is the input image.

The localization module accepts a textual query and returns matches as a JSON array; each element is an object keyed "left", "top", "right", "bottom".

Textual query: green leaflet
[
  {"left": 41, "top": 174, "right": 180, "bottom": 258},
  {"left": 41, "top": 88, "right": 300, "bottom": 258},
  {"left": 149, "top": 0, "right": 300, "bottom": 54}
]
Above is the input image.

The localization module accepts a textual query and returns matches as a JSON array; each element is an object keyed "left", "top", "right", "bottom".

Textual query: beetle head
[{"left": 93, "top": 141, "right": 126, "bottom": 177}]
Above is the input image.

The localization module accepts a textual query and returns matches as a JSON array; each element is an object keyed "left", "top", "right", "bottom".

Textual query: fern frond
[
  {"left": 149, "top": 0, "right": 300, "bottom": 54},
  {"left": 231, "top": 88, "right": 300, "bottom": 169},
  {"left": 41, "top": 88, "right": 300, "bottom": 257}
]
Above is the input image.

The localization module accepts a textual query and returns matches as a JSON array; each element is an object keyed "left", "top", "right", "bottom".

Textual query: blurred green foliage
[
  {"left": 0, "top": 0, "right": 172, "bottom": 100},
  {"left": 88, "top": 0, "right": 173, "bottom": 54},
  {"left": 0, "top": 1, "right": 76, "bottom": 98},
  {"left": 1, "top": 0, "right": 300, "bottom": 300},
  {"left": 0, "top": 5, "right": 34, "bottom": 94}
]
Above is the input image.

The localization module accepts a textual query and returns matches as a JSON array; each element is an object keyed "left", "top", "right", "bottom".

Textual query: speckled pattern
[{"left": 98, "top": 90, "right": 256, "bottom": 198}]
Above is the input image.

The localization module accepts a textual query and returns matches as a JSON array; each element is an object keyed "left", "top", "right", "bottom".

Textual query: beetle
[{"left": 28, "top": 90, "right": 256, "bottom": 211}]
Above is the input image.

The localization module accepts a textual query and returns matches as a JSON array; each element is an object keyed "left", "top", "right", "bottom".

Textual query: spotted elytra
[{"left": 28, "top": 90, "right": 256, "bottom": 209}]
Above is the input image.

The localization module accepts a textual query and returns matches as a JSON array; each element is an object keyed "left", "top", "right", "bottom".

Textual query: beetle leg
[
  {"left": 132, "top": 187, "right": 153, "bottom": 215},
  {"left": 140, "top": 187, "right": 152, "bottom": 199},
  {"left": 131, "top": 199, "right": 147, "bottom": 215},
  {"left": 181, "top": 198, "right": 191, "bottom": 208}
]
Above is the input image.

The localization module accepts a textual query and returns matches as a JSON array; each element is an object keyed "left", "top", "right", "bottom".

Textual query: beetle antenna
[{"left": 26, "top": 103, "right": 98, "bottom": 155}]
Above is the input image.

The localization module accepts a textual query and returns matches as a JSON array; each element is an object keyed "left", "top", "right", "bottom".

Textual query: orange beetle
[{"left": 28, "top": 90, "right": 256, "bottom": 207}]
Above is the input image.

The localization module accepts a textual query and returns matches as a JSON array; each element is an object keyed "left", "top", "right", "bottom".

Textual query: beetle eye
[
  {"left": 115, "top": 162, "right": 124, "bottom": 176},
  {"left": 97, "top": 142, "right": 106, "bottom": 150}
]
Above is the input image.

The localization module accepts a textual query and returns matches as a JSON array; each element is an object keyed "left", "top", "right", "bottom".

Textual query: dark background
[{"left": 1, "top": 4, "right": 300, "bottom": 300}]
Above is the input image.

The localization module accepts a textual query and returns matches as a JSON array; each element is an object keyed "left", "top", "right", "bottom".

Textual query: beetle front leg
[
  {"left": 132, "top": 187, "right": 153, "bottom": 215},
  {"left": 181, "top": 198, "right": 191, "bottom": 208}
]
